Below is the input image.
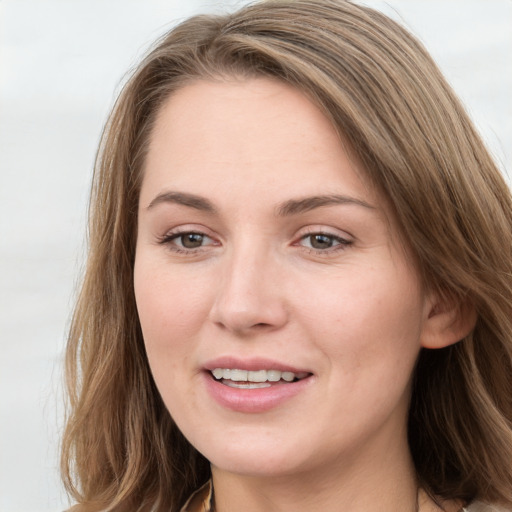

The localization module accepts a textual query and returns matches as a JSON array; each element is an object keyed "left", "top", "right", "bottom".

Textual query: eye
[
  {"left": 158, "top": 230, "right": 218, "bottom": 253},
  {"left": 174, "top": 232, "right": 210, "bottom": 249},
  {"left": 298, "top": 232, "right": 351, "bottom": 251}
]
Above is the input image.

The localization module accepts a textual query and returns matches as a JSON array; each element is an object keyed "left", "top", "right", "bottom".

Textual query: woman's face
[{"left": 134, "top": 78, "right": 433, "bottom": 479}]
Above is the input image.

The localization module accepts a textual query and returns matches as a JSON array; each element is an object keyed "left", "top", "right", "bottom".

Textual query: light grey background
[{"left": 0, "top": 1, "right": 510, "bottom": 511}]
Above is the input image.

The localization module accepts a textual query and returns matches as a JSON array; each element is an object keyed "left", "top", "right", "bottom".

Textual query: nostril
[{"left": 208, "top": 282, "right": 289, "bottom": 333}]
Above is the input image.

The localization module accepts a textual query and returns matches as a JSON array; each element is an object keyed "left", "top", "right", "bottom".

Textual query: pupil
[
  {"left": 310, "top": 234, "right": 333, "bottom": 249},
  {"left": 182, "top": 233, "right": 203, "bottom": 248}
]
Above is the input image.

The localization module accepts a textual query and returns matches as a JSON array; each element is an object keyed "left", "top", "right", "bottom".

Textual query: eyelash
[
  {"left": 295, "top": 231, "right": 352, "bottom": 255},
  {"left": 157, "top": 230, "right": 218, "bottom": 254},
  {"left": 157, "top": 229, "right": 352, "bottom": 255}
]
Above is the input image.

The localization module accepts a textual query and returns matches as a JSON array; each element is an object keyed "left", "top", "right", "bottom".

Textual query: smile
[{"left": 211, "top": 368, "right": 310, "bottom": 389}]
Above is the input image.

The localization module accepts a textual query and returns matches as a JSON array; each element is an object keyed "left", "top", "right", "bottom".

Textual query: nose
[{"left": 208, "top": 244, "right": 289, "bottom": 335}]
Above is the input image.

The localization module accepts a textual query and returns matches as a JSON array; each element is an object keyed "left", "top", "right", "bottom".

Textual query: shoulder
[{"left": 464, "top": 502, "right": 512, "bottom": 512}]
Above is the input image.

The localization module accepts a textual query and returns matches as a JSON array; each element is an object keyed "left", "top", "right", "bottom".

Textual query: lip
[
  {"left": 202, "top": 357, "right": 314, "bottom": 413},
  {"left": 203, "top": 356, "right": 311, "bottom": 374}
]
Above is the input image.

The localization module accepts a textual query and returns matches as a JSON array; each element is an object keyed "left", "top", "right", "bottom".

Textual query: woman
[{"left": 61, "top": 1, "right": 512, "bottom": 511}]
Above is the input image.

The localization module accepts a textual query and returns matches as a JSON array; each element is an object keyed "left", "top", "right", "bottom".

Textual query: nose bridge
[{"left": 209, "top": 235, "right": 287, "bottom": 333}]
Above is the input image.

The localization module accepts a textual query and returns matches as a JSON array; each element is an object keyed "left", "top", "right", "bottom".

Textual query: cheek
[
  {"left": 133, "top": 257, "right": 213, "bottom": 365},
  {"left": 133, "top": 258, "right": 217, "bottom": 423},
  {"left": 296, "top": 261, "right": 424, "bottom": 377}
]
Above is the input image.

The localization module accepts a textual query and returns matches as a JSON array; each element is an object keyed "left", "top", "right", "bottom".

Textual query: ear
[{"left": 420, "top": 292, "right": 477, "bottom": 349}]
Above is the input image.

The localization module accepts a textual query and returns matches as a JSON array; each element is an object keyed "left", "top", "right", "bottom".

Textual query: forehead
[{"left": 143, "top": 77, "right": 375, "bottom": 202}]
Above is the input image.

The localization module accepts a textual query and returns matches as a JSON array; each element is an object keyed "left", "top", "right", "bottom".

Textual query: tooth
[
  {"left": 230, "top": 369, "right": 248, "bottom": 381},
  {"left": 224, "top": 381, "right": 272, "bottom": 389},
  {"left": 212, "top": 368, "right": 223, "bottom": 379},
  {"left": 248, "top": 370, "right": 267, "bottom": 382},
  {"left": 267, "top": 370, "right": 282, "bottom": 382},
  {"left": 212, "top": 368, "right": 307, "bottom": 383},
  {"left": 281, "top": 371, "right": 295, "bottom": 382}
]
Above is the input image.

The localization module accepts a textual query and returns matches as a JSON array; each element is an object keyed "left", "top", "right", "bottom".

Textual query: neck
[{"left": 211, "top": 431, "right": 420, "bottom": 512}]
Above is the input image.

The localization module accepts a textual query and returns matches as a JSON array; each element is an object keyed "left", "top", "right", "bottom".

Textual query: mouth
[
  {"left": 203, "top": 360, "right": 314, "bottom": 412},
  {"left": 210, "top": 368, "right": 311, "bottom": 389}
]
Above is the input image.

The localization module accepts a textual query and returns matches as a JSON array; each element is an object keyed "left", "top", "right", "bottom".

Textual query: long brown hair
[{"left": 61, "top": 1, "right": 512, "bottom": 510}]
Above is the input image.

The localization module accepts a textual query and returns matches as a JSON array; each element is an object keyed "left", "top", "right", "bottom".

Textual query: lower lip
[{"left": 203, "top": 372, "right": 313, "bottom": 413}]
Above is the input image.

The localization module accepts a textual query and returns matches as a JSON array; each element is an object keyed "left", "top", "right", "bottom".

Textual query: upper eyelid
[
  {"left": 295, "top": 225, "right": 354, "bottom": 240},
  {"left": 162, "top": 230, "right": 216, "bottom": 243},
  {"left": 156, "top": 224, "right": 354, "bottom": 244},
  {"left": 296, "top": 233, "right": 352, "bottom": 247},
  {"left": 156, "top": 226, "right": 216, "bottom": 246},
  {"left": 161, "top": 224, "right": 218, "bottom": 237}
]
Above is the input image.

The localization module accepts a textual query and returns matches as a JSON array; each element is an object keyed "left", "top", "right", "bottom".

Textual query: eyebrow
[
  {"left": 276, "top": 194, "right": 375, "bottom": 216},
  {"left": 147, "top": 191, "right": 217, "bottom": 213},
  {"left": 146, "top": 191, "right": 374, "bottom": 216}
]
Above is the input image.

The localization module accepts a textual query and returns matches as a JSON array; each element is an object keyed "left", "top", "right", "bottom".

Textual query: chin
[
  {"left": 198, "top": 436, "right": 317, "bottom": 478},
  {"left": 210, "top": 456, "right": 304, "bottom": 478}
]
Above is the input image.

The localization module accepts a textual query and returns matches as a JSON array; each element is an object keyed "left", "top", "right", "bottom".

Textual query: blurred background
[{"left": 0, "top": 1, "right": 510, "bottom": 510}]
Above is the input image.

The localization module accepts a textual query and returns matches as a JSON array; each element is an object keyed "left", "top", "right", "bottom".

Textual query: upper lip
[{"left": 203, "top": 356, "right": 312, "bottom": 374}]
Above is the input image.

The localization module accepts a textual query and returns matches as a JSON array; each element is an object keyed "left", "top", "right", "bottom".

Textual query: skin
[{"left": 134, "top": 78, "right": 464, "bottom": 512}]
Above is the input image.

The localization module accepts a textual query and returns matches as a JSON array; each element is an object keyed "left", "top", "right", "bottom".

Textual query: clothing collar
[
  {"left": 179, "top": 480, "right": 213, "bottom": 512},
  {"left": 178, "top": 481, "right": 509, "bottom": 512}
]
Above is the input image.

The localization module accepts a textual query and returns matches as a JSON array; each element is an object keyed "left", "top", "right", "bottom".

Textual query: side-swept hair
[{"left": 61, "top": 1, "right": 512, "bottom": 510}]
